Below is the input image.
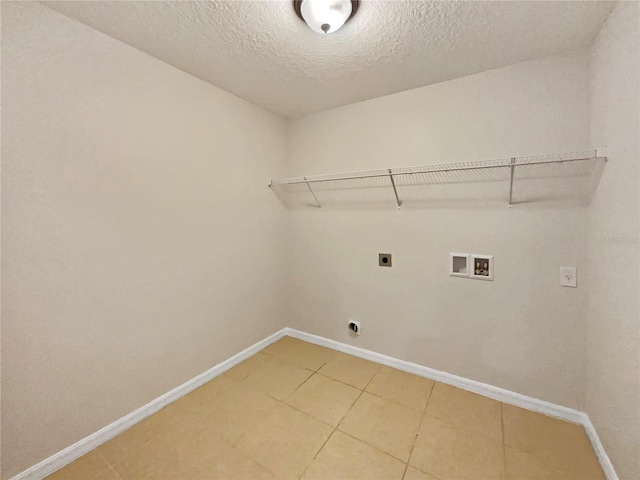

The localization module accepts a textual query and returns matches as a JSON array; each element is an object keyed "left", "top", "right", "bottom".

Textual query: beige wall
[
  {"left": 587, "top": 2, "right": 640, "bottom": 479},
  {"left": 0, "top": 2, "right": 287, "bottom": 478},
  {"left": 285, "top": 51, "right": 591, "bottom": 410}
]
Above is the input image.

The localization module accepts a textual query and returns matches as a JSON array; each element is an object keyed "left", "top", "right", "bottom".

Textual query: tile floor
[{"left": 47, "top": 337, "right": 605, "bottom": 480}]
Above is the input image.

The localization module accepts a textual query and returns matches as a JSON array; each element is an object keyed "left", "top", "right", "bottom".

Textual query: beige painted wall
[
  {"left": 1, "top": 3, "right": 287, "bottom": 478},
  {"left": 285, "top": 51, "right": 591, "bottom": 410},
  {"left": 587, "top": 2, "right": 640, "bottom": 479}
]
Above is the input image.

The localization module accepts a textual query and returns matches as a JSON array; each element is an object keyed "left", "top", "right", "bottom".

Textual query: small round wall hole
[{"left": 378, "top": 253, "right": 392, "bottom": 267}]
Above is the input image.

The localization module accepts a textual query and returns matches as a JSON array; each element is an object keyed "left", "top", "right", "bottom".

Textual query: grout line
[
  {"left": 281, "top": 369, "right": 316, "bottom": 400},
  {"left": 227, "top": 356, "right": 316, "bottom": 403},
  {"left": 419, "top": 382, "right": 506, "bottom": 446},
  {"left": 250, "top": 353, "right": 333, "bottom": 402},
  {"left": 230, "top": 346, "right": 359, "bottom": 479},
  {"left": 400, "top": 453, "right": 412, "bottom": 477},
  {"left": 284, "top": 373, "right": 394, "bottom": 430},
  {"left": 419, "top": 409, "right": 503, "bottom": 446},
  {"left": 363, "top": 389, "right": 431, "bottom": 413},
  {"left": 314, "top": 371, "right": 368, "bottom": 390},
  {"left": 411, "top": 465, "right": 445, "bottom": 480},
  {"left": 317, "top": 366, "right": 446, "bottom": 467},
  {"left": 85, "top": 452, "right": 114, "bottom": 480},
  {"left": 108, "top": 466, "right": 124, "bottom": 480},
  {"left": 336, "top": 429, "right": 409, "bottom": 465},
  {"left": 298, "top": 367, "right": 379, "bottom": 479},
  {"left": 281, "top": 403, "right": 335, "bottom": 429},
  {"left": 400, "top": 384, "right": 433, "bottom": 480},
  {"left": 330, "top": 373, "right": 426, "bottom": 465},
  {"left": 93, "top": 430, "right": 160, "bottom": 473},
  {"left": 424, "top": 381, "right": 437, "bottom": 413}
]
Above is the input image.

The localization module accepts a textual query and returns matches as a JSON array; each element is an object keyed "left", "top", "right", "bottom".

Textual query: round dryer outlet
[{"left": 348, "top": 320, "right": 361, "bottom": 336}]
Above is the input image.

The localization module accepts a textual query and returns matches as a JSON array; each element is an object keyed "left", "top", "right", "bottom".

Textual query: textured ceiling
[{"left": 44, "top": 0, "right": 615, "bottom": 117}]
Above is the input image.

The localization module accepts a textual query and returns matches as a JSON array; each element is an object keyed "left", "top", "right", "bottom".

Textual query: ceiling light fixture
[{"left": 294, "top": 0, "right": 359, "bottom": 35}]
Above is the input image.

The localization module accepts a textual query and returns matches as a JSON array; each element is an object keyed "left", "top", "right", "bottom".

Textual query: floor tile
[
  {"left": 225, "top": 352, "right": 272, "bottom": 380},
  {"left": 182, "top": 374, "right": 238, "bottom": 405},
  {"left": 317, "top": 352, "right": 380, "bottom": 389},
  {"left": 302, "top": 431, "right": 406, "bottom": 480},
  {"left": 502, "top": 404, "right": 603, "bottom": 478},
  {"left": 339, "top": 392, "right": 422, "bottom": 461},
  {"left": 285, "top": 373, "right": 361, "bottom": 426},
  {"left": 410, "top": 415, "right": 504, "bottom": 480},
  {"left": 114, "top": 421, "right": 276, "bottom": 480},
  {"left": 45, "top": 341, "right": 606, "bottom": 480},
  {"left": 95, "top": 414, "right": 166, "bottom": 466},
  {"left": 185, "top": 376, "right": 281, "bottom": 444},
  {"left": 262, "top": 337, "right": 337, "bottom": 371},
  {"left": 260, "top": 336, "right": 307, "bottom": 362},
  {"left": 366, "top": 366, "right": 435, "bottom": 412},
  {"left": 260, "top": 336, "right": 305, "bottom": 356},
  {"left": 235, "top": 403, "right": 334, "bottom": 479},
  {"left": 45, "top": 451, "right": 110, "bottom": 480},
  {"left": 168, "top": 374, "right": 239, "bottom": 423},
  {"left": 403, "top": 466, "right": 439, "bottom": 480},
  {"left": 95, "top": 468, "right": 123, "bottom": 480},
  {"left": 425, "top": 382, "right": 502, "bottom": 441},
  {"left": 97, "top": 375, "right": 236, "bottom": 465},
  {"left": 111, "top": 426, "right": 215, "bottom": 479},
  {"left": 505, "top": 446, "right": 605, "bottom": 480},
  {"left": 243, "top": 354, "right": 314, "bottom": 400},
  {"left": 198, "top": 444, "right": 278, "bottom": 480}
]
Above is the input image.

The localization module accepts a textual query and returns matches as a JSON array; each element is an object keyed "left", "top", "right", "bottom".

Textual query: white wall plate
[
  {"left": 470, "top": 254, "right": 494, "bottom": 281},
  {"left": 450, "top": 253, "right": 471, "bottom": 277}
]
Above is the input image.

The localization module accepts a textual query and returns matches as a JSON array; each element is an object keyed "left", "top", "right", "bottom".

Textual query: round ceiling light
[{"left": 294, "top": 0, "right": 359, "bottom": 35}]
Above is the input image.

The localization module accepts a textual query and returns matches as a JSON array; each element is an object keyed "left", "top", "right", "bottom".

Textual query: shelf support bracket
[
  {"left": 508, "top": 157, "right": 516, "bottom": 207},
  {"left": 389, "top": 169, "right": 402, "bottom": 208},
  {"left": 304, "top": 177, "right": 321, "bottom": 208}
]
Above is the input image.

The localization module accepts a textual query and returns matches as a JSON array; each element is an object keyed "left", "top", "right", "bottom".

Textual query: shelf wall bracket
[
  {"left": 508, "top": 157, "right": 516, "bottom": 207},
  {"left": 389, "top": 169, "right": 402, "bottom": 208},
  {"left": 304, "top": 177, "right": 322, "bottom": 208}
]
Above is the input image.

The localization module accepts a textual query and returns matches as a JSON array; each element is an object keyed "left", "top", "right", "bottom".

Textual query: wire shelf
[{"left": 269, "top": 150, "right": 607, "bottom": 209}]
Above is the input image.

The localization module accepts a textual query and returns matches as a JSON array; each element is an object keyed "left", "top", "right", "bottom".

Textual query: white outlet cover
[{"left": 560, "top": 267, "right": 577, "bottom": 287}]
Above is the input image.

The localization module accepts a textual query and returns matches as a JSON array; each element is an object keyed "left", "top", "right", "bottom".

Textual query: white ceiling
[{"left": 44, "top": 0, "right": 615, "bottom": 118}]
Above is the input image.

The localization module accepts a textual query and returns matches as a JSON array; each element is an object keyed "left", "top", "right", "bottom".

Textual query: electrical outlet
[
  {"left": 560, "top": 267, "right": 577, "bottom": 287},
  {"left": 348, "top": 320, "right": 361, "bottom": 336}
]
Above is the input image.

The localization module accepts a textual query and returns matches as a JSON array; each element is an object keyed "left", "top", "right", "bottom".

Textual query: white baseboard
[
  {"left": 10, "top": 328, "right": 288, "bottom": 480},
  {"left": 284, "top": 328, "right": 583, "bottom": 422},
  {"left": 582, "top": 415, "right": 619, "bottom": 480},
  {"left": 285, "top": 327, "right": 619, "bottom": 480},
  {"left": 11, "top": 327, "right": 618, "bottom": 480}
]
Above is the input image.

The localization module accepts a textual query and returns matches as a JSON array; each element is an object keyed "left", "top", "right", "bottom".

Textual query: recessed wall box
[
  {"left": 450, "top": 253, "right": 470, "bottom": 277},
  {"left": 379, "top": 253, "right": 392, "bottom": 267}
]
